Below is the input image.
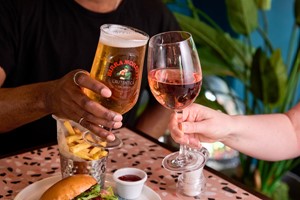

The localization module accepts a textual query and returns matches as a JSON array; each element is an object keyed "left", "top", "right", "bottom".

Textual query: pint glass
[{"left": 84, "top": 24, "right": 149, "bottom": 114}]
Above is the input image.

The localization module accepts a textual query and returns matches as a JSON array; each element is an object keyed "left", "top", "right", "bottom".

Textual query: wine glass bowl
[
  {"left": 147, "top": 31, "right": 203, "bottom": 172},
  {"left": 148, "top": 68, "right": 202, "bottom": 111}
]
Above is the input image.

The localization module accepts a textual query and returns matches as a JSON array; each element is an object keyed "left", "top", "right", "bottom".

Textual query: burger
[{"left": 40, "top": 174, "right": 118, "bottom": 200}]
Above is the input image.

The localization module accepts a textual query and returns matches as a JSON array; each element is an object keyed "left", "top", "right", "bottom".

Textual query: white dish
[
  {"left": 14, "top": 175, "right": 62, "bottom": 200},
  {"left": 14, "top": 174, "right": 161, "bottom": 200}
]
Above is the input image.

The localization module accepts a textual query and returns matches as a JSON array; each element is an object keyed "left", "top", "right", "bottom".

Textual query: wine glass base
[
  {"left": 162, "top": 151, "right": 204, "bottom": 172},
  {"left": 105, "top": 136, "right": 123, "bottom": 149},
  {"left": 83, "top": 131, "right": 123, "bottom": 149}
]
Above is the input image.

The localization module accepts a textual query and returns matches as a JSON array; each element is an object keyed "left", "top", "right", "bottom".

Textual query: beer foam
[{"left": 100, "top": 24, "right": 149, "bottom": 48}]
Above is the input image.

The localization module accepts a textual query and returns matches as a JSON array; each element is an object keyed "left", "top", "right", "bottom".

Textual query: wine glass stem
[{"left": 175, "top": 110, "right": 188, "bottom": 161}]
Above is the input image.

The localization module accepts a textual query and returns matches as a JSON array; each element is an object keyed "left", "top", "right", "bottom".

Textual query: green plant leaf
[
  {"left": 195, "top": 89, "right": 227, "bottom": 113},
  {"left": 296, "top": 0, "right": 300, "bottom": 25},
  {"left": 250, "top": 48, "right": 287, "bottom": 106},
  {"left": 250, "top": 48, "right": 266, "bottom": 102},
  {"left": 225, "top": 0, "right": 258, "bottom": 35},
  {"left": 174, "top": 13, "right": 234, "bottom": 62},
  {"left": 269, "top": 181, "right": 289, "bottom": 200},
  {"left": 174, "top": 13, "right": 251, "bottom": 79},
  {"left": 268, "top": 49, "right": 288, "bottom": 104},
  {"left": 255, "top": 0, "right": 272, "bottom": 10},
  {"left": 197, "top": 47, "right": 235, "bottom": 76}
]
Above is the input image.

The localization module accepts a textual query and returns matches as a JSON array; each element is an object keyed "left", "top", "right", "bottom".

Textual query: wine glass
[
  {"left": 147, "top": 31, "right": 203, "bottom": 172},
  {"left": 83, "top": 24, "right": 149, "bottom": 149}
]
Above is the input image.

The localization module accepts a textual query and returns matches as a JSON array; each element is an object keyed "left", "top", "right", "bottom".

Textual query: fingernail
[
  {"left": 107, "top": 134, "right": 115, "bottom": 141},
  {"left": 113, "top": 114, "right": 123, "bottom": 121},
  {"left": 100, "top": 88, "right": 112, "bottom": 97},
  {"left": 114, "top": 121, "right": 122, "bottom": 128}
]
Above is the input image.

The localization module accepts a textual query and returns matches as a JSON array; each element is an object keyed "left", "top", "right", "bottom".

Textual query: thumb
[{"left": 181, "top": 121, "right": 209, "bottom": 134}]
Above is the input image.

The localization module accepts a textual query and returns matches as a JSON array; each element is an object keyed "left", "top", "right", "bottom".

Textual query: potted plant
[{"left": 164, "top": 0, "right": 300, "bottom": 199}]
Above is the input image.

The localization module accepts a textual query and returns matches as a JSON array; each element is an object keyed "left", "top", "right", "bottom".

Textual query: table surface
[{"left": 0, "top": 127, "right": 269, "bottom": 200}]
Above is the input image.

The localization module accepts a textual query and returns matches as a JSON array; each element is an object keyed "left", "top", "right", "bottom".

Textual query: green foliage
[
  {"left": 225, "top": 0, "right": 258, "bottom": 35},
  {"left": 195, "top": 89, "right": 228, "bottom": 114},
  {"left": 165, "top": 0, "right": 300, "bottom": 199},
  {"left": 271, "top": 181, "right": 289, "bottom": 200},
  {"left": 296, "top": 0, "right": 300, "bottom": 25},
  {"left": 250, "top": 48, "right": 287, "bottom": 106}
]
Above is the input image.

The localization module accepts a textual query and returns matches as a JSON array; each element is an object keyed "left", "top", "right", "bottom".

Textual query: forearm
[
  {"left": 0, "top": 82, "right": 53, "bottom": 132},
  {"left": 224, "top": 113, "right": 299, "bottom": 161}
]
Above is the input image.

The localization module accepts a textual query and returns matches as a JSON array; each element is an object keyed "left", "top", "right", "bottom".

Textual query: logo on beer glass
[{"left": 107, "top": 57, "right": 139, "bottom": 90}]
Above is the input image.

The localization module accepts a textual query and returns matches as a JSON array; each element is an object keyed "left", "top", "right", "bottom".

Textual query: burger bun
[{"left": 40, "top": 174, "right": 97, "bottom": 200}]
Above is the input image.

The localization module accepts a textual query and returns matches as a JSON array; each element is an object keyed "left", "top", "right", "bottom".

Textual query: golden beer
[{"left": 84, "top": 24, "right": 149, "bottom": 114}]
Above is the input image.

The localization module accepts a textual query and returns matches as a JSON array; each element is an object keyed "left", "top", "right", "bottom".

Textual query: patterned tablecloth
[{"left": 0, "top": 128, "right": 268, "bottom": 200}]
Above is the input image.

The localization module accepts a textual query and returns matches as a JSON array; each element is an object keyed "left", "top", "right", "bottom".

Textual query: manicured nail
[
  {"left": 100, "top": 88, "right": 112, "bottom": 97},
  {"left": 113, "top": 114, "right": 123, "bottom": 121},
  {"left": 107, "top": 134, "right": 115, "bottom": 141}
]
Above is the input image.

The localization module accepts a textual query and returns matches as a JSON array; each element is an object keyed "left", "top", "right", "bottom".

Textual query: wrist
[
  {"left": 42, "top": 80, "right": 57, "bottom": 115},
  {"left": 220, "top": 114, "right": 239, "bottom": 144}
]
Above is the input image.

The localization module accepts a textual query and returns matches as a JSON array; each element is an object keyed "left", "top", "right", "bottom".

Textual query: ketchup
[{"left": 118, "top": 174, "right": 142, "bottom": 182}]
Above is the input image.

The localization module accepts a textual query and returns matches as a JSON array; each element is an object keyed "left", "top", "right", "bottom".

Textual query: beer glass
[{"left": 84, "top": 24, "right": 149, "bottom": 149}]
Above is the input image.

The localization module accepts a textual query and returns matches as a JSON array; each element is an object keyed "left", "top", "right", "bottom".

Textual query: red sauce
[{"left": 118, "top": 174, "right": 142, "bottom": 182}]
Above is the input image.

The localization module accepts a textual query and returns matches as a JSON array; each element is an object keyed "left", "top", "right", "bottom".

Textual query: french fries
[
  {"left": 63, "top": 121, "right": 76, "bottom": 135},
  {"left": 63, "top": 120, "right": 108, "bottom": 161}
]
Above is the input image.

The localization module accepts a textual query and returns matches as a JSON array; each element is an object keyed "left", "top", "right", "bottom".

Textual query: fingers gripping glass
[
  {"left": 82, "top": 127, "right": 123, "bottom": 150},
  {"left": 83, "top": 24, "right": 149, "bottom": 149},
  {"left": 147, "top": 31, "right": 203, "bottom": 171}
]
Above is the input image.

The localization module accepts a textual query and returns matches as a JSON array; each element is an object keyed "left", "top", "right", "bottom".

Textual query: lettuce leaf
[
  {"left": 100, "top": 186, "right": 118, "bottom": 200},
  {"left": 74, "top": 184, "right": 118, "bottom": 200}
]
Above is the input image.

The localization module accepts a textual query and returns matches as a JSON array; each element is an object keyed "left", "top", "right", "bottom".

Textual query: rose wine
[{"left": 148, "top": 68, "right": 202, "bottom": 110}]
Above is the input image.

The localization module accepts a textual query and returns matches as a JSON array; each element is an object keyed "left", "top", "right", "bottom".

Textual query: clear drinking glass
[
  {"left": 54, "top": 115, "right": 108, "bottom": 187},
  {"left": 84, "top": 24, "right": 149, "bottom": 149},
  {"left": 147, "top": 31, "right": 203, "bottom": 172}
]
